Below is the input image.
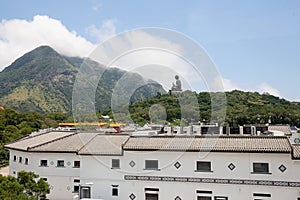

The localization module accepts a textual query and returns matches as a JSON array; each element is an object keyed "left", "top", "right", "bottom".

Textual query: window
[
  {"left": 25, "top": 158, "right": 28, "bottom": 165},
  {"left": 57, "top": 160, "right": 64, "bottom": 167},
  {"left": 253, "top": 163, "right": 270, "bottom": 174},
  {"left": 13, "top": 155, "right": 16, "bottom": 162},
  {"left": 73, "top": 179, "right": 80, "bottom": 193},
  {"left": 196, "top": 161, "right": 212, "bottom": 172},
  {"left": 112, "top": 188, "right": 118, "bottom": 196},
  {"left": 214, "top": 197, "right": 228, "bottom": 200},
  {"left": 253, "top": 193, "right": 271, "bottom": 197},
  {"left": 112, "top": 159, "right": 120, "bottom": 169},
  {"left": 80, "top": 186, "right": 91, "bottom": 199},
  {"left": 145, "top": 160, "right": 159, "bottom": 170},
  {"left": 145, "top": 188, "right": 159, "bottom": 200},
  {"left": 197, "top": 197, "right": 212, "bottom": 200},
  {"left": 40, "top": 160, "right": 48, "bottom": 167},
  {"left": 42, "top": 178, "right": 47, "bottom": 181},
  {"left": 74, "top": 185, "right": 79, "bottom": 193},
  {"left": 74, "top": 161, "right": 80, "bottom": 168},
  {"left": 253, "top": 193, "right": 271, "bottom": 199},
  {"left": 19, "top": 157, "right": 22, "bottom": 163},
  {"left": 197, "top": 190, "right": 212, "bottom": 200}
]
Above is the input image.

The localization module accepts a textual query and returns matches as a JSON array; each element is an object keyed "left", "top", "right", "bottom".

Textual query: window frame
[
  {"left": 112, "top": 187, "right": 118, "bottom": 196},
  {"left": 144, "top": 160, "right": 159, "bottom": 170},
  {"left": 111, "top": 159, "right": 120, "bottom": 169},
  {"left": 74, "top": 161, "right": 80, "bottom": 168},
  {"left": 40, "top": 160, "right": 48, "bottom": 167},
  {"left": 195, "top": 161, "right": 213, "bottom": 172},
  {"left": 73, "top": 185, "right": 80, "bottom": 193},
  {"left": 252, "top": 162, "right": 271, "bottom": 174},
  {"left": 57, "top": 160, "right": 65, "bottom": 168}
]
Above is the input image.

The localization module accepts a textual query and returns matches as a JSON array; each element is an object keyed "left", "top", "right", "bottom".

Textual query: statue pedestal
[{"left": 169, "top": 89, "right": 183, "bottom": 95}]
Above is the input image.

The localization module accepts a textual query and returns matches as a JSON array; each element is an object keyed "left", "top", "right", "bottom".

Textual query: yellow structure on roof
[{"left": 58, "top": 122, "right": 123, "bottom": 128}]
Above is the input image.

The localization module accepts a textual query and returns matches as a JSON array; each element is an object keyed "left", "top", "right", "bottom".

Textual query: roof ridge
[
  {"left": 4, "top": 130, "right": 55, "bottom": 146},
  {"left": 77, "top": 133, "right": 99, "bottom": 153},
  {"left": 28, "top": 132, "right": 77, "bottom": 151},
  {"left": 129, "top": 135, "right": 288, "bottom": 139}
]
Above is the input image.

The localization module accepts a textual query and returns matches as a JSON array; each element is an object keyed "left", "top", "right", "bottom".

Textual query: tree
[
  {"left": 0, "top": 175, "right": 28, "bottom": 200},
  {"left": 17, "top": 171, "right": 50, "bottom": 199},
  {"left": 0, "top": 171, "right": 51, "bottom": 200}
]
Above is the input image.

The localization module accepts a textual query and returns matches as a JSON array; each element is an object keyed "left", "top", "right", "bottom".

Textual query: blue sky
[{"left": 0, "top": 0, "right": 300, "bottom": 101}]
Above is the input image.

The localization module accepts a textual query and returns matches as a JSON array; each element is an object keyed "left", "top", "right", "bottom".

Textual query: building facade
[{"left": 5, "top": 130, "right": 300, "bottom": 200}]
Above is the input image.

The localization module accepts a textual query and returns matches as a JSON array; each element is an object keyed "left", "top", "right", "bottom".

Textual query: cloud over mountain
[{"left": 0, "top": 15, "right": 96, "bottom": 70}]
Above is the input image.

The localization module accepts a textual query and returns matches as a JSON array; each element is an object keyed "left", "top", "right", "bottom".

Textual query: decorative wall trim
[{"left": 124, "top": 175, "right": 300, "bottom": 188}]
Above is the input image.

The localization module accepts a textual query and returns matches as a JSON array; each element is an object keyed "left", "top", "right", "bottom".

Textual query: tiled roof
[
  {"left": 292, "top": 145, "right": 300, "bottom": 159},
  {"left": 4, "top": 131, "right": 76, "bottom": 151},
  {"left": 5, "top": 131, "right": 129, "bottom": 155},
  {"left": 5, "top": 131, "right": 293, "bottom": 155},
  {"left": 29, "top": 132, "right": 96, "bottom": 152},
  {"left": 78, "top": 135, "right": 129, "bottom": 155},
  {"left": 123, "top": 136, "right": 292, "bottom": 153},
  {"left": 268, "top": 125, "right": 291, "bottom": 134}
]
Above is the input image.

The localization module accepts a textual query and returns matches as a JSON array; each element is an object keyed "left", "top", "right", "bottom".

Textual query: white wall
[
  {"left": 9, "top": 148, "right": 300, "bottom": 200},
  {"left": 9, "top": 150, "right": 80, "bottom": 200},
  {"left": 80, "top": 151, "right": 300, "bottom": 200}
]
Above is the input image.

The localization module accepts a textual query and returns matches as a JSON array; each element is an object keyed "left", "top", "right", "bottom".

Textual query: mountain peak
[
  {"left": 3, "top": 45, "right": 60, "bottom": 72},
  {"left": 0, "top": 47, "right": 164, "bottom": 113}
]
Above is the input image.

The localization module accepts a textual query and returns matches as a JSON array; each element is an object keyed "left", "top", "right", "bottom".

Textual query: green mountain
[
  {"left": 0, "top": 46, "right": 165, "bottom": 113},
  {"left": 123, "top": 90, "right": 300, "bottom": 127}
]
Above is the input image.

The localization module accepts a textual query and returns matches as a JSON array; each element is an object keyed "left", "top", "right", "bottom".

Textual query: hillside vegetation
[
  {"left": 0, "top": 108, "right": 68, "bottom": 164},
  {"left": 0, "top": 46, "right": 164, "bottom": 113},
  {"left": 101, "top": 90, "right": 300, "bottom": 127}
]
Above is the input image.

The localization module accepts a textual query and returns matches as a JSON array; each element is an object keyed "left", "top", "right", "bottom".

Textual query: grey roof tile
[
  {"left": 4, "top": 131, "right": 75, "bottom": 151},
  {"left": 123, "top": 136, "right": 291, "bottom": 153},
  {"left": 292, "top": 145, "right": 300, "bottom": 159},
  {"left": 268, "top": 125, "right": 291, "bottom": 134},
  {"left": 29, "top": 132, "right": 96, "bottom": 152},
  {"left": 78, "top": 135, "right": 129, "bottom": 155}
]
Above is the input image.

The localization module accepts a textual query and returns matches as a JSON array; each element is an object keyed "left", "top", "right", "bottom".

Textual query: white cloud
[
  {"left": 211, "top": 76, "right": 240, "bottom": 92},
  {"left": 221, "top": 77, "right": 240, "bottom": 91},
  {"left": 86, "top": 20, "right": 116, "bottom": 42},
  {"left": 257, "top": 82, "right": 281, "bottom": 97},
  {"left": 0, "top": 15, "right": 97, "bottom": 70},
  {"left": 92, "top": 3, "right": 101, "bottom": 12},
  {"left": 212, "top": 77, "right": 282, "bottom": 98}
]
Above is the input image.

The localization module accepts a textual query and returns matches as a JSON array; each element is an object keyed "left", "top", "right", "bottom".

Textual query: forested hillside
[{"left": 102, "top": 90, "right": 300, "bottom": 126}]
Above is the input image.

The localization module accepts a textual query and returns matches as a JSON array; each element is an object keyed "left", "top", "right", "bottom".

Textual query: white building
[{"left": 5, "top": 130, "right": 300, "bottom": 200}]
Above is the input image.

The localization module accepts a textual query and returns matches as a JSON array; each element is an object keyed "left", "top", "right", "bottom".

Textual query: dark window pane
[
  {"left": 74, "top": 186, "right": 79, "bottom": 192},
  {"left": 253, "top": 163, "right": 269, "bottom": 173},
  {"left": 112, "top": 188, "right": 118, "bottom": 196},
  {"left": 112, "top": 159, "right": 120, "bottom": 168},
  {"left": 197, "top": 197, "right": 212, "bottom": 200},
  {"left": 196, "top": 161, "right": 211, "bottom": 171},
  {"left": 74, "top": 161, "right": 80, "bottom": 168},
  {"left": 40, "top": 160, "right": 48, "bottom": 166},
  {"left": 57, "top": 160, "right": 64, "bottom": 167},
  {"left": 145, "top": 160, "right": 158, "bottom": 169}
]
